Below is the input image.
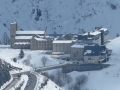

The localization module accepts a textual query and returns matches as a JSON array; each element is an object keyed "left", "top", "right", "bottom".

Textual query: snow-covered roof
[
  {"left": 53, "top": 40, "right": 74, "bottom": 43},
  {"left": 15, "top": 36, "right": 32, "bottom": 39},
  {"left": 11, "top": 22, "right": 17, "bottom": 24},
  {"left": 14, "top": 42, "right": 30, "bottom": 45},
  {"left": 34, "top": 37, "right": 47, "bottom": 41},
  {"left": 83, "top": 31, "right": 101, "bottom": 36},
  {"left": 99, "top": 28, "right": 108, "bottom": 31},
  {"left": 16, "top": 31, "right": 45, "bottom": 35},
  {"left": 84, "top": 44, "right": 101, "bottom": 56},
  {"left": 71, "top": 44, "right": 84, "bottom": 48},
  {"left": 52, "top": 52, "right": 65, "bottom": 55},
  {"left": 84, "top": 50, "right": 92, "bottom": 55}
]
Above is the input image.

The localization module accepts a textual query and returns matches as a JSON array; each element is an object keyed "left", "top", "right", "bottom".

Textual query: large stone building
[
  {"left": 52, "top": 40, "right": 75, "bottom": 54},
  {"left": 10, "top": 22, "right": 112, "bottom": 64},
  {"left": 78, "top": 27, "right": 109, "bottom": 45},
  {"left": 10, "top": 22, "right": 53, "bottom": 50}
]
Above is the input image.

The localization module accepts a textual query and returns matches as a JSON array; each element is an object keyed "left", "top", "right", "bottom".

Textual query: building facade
[
  {"left": 10, "top": 22, "right": 112, "bottom": 64},
  {"left": 52, "top": 40, "right": 74, "bottom": 54},
  {"left": 62, "top": 63, "right": 110, "bottom": 73},
  {"left": 10, "top": 22, "right": 53, "bottom": 50},
  {"left": 70, "top": 44, "right": 84, "bottom": 61},
  {"left": 78, "top": 27, "right": 109, "bottom": 45},
  {"left": 83, "top": 44, "right": 108, "bottom": 63}
]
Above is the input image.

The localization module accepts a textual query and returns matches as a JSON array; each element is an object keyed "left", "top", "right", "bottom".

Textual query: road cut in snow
[{"left": 9, "top": 74, "right": 28, "bottom": 90}]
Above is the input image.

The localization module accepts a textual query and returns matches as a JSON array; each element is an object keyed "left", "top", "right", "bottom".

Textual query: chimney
[
  {"left": 88, "top": 32, "right": 90, "bottom": 36},
  {"left": 101, "top": 30, "right": 104, "bottom": 45}
]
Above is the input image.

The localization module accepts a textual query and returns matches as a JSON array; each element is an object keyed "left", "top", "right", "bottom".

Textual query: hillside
[
  {"left": 60, "top": 37, "right": 120, "bottom": 90},
  {"left": 0, "top": 0, "right": 120, "bottom": 43},
  {"left": 0, "top": 36, "right": 120, "bottom": 90}
]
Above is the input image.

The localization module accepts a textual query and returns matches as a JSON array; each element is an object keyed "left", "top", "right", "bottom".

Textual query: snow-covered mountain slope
[
  {"left": 0, "top": 0, "right": 120, "bottom": 41},
  {"left": 62, "top": 37, "right": 120, "bottom": 90}
]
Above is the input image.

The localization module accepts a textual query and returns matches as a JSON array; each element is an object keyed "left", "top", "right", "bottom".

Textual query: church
[{"left": 10, "top": 22, "right": 53, "bottom": 50}]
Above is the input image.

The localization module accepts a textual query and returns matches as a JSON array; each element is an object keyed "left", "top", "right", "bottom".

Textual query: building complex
[{"left": 10, "top": 22, "right": 112, "bottom": 64}]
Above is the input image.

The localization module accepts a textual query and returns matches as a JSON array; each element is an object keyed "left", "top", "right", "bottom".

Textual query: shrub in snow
[
  {"left": 62, "top": 73, "right": 72, "bottom": 84},
  {"left": 13, "top": 58, "right": 17, "bottom": 62},
  {"left": 19, "top": 49, "right": 24, "bottom": 58},
  {"left": 75, "top": 74, "right": 88, "bottom": 87},
  {"left": 66, "top": 74, "right": 72, "bottom": 83},
  {"left": 49, "top": 74, "right": 55, "bottom": 81},
  {"left": 41, "top": 56, "right": 48, "bottom": 66},
  {"left": 68, "top": 83, "right": 80, "bottom": 90},
  {"left": 54, "top": 77, "right": 64, "bottom": 87}
]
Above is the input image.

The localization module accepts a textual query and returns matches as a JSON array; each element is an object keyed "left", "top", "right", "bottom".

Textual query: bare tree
[
  {"left": 68, "top": 83, "right": 80, "bottom": 90},
  {"left": 116, "top": 33, "right": 120, "bottom": 37},
  {"left": 54, "top": 70, "right": 64, "bottom": 87},
  {"left": 62, "top": 73, "right": 72, "bottom": 83},
  {"left": 41, "top": 56, "right": 47, "bottom": 66},
  {"left": 66, "top": 74, "right": 72, "bottom": 83},
  {"left": 22, "top": 55, "right": 31, "bottom": 66},
  {"left": 3, "top": 32, "right": 8, "bottom": 45},
  {"left": 75, "top": 74, "right": 88, "bottom": 87},
  {"left": 49, "top": 74, "right": 55, "bottom": 81}
]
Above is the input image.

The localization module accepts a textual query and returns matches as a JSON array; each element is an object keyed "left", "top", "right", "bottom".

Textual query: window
[{"left": 88, "top": 58, "right": 91, "bottom": 60}]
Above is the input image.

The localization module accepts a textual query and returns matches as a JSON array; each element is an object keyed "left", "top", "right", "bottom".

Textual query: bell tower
[{"left": 10, "top": 22, "right": 17, "bottom": 48}]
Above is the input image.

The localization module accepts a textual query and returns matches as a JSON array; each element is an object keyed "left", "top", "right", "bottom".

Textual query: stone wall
[{"left": 62, "top": 64, "right": 110, "bottom": 73}]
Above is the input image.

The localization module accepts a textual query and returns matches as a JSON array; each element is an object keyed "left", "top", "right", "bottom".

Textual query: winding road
[
  {"left": 24, "top": 72, "right": 37, "bottom": 90},
  {"left": 3, "top": 72, "right": 37, "bottom": 90},
  {"left": 3, "top": 74, "right": 20, "bottom": 90}
]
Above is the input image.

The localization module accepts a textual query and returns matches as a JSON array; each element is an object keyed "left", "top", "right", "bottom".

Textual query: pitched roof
[
  {"left": 15, "top": 36, "right": 33, "bottom": 39},
  {"left": 71, "top": 44, "right": 84, "bottom": 48},
  {"left": 16, "top": 31, "right": 45, "bottom": 35},
  {"left": 14, "top": 42, "right": 30, "bottom": 45},
  {"left": 53, "top": 40, "right": 74, "bottom": 43},
  {"left": 84, "top": 44, "right": 101, "bottom": 56},
  {"left": 83, "top": 31, "right": 101, "bottom": 36}
]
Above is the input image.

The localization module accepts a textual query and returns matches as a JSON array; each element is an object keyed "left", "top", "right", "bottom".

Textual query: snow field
[{"left": 10, "top": 74, "right": 28, "bottom": 90}]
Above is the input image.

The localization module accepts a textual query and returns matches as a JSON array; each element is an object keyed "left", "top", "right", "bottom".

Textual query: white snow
[
  {"left": 35, "top": 73, "right": 62, "bottom": 90},
  {"left": 53, "top": 40, "right": 74, "bottom": 43},
  {"left": 100, "top": 28, "right": 108, "bottom": 31},
  {"left": 0, "top": 0, "right": 120, "bottom": 45},
  {"left": 52, "top": 52, "right": 65, "bottom": 55},
  {"left": 2, "top": 37, "right": 120, "bottom": 90},
  {"left": 16, "top": 31, "right": 45, "bottom": 35},
  {"left": 84, "top": 50, "right": 92, "bottom": 55},
  {"left": 15, "top": 36, "right": 32, "bottom": 39},
  {"left": 83, "top": 30, "right": 101, "bottom": 36},
  {"left": 34, "top": 37, "right": 47, "bottom": 41},
  {"left": 14, "top": 42, "right": 30, "bottom": 45},
  {"left": 20, "top": 75, "right": 29, "bottom": 90},
  {"left": 61, "top": 37, "right": 120, "bottom": 90},
  {"left": 71, "top": 44, "right": 84, "bottom": 48},
  {"left": 10, "top": 74, "right": 28, "bottom": 90}
]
